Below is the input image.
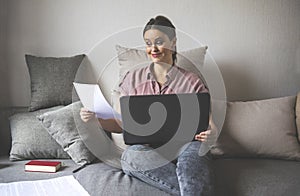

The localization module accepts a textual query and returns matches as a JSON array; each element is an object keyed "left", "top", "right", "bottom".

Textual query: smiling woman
[
  {"left": 118, "top": 15, "right": 216, "bottom": 196},
  {"left": 79, "top": 15, "right": 216, "bottom": 196}
]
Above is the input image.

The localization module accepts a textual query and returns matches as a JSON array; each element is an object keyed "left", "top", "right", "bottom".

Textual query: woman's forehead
[{"left": 144, "top": 29, "right": 169, "bottom": 40}]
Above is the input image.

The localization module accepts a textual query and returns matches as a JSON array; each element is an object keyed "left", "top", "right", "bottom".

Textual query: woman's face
[{"left": 144, "top": 29, "right": 176, "bottom": 65}]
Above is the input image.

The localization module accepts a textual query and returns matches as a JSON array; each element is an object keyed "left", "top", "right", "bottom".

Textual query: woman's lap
[{"left": 121, "top": 142, "right": 214, "bottom": 196}]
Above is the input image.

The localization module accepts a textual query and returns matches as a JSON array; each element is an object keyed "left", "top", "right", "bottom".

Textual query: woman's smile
[{"left": 151, "top": 53, "right": 162, "bottom": 58}]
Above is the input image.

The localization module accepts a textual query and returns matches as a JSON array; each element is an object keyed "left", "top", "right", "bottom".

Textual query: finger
[
  {"left": 80, "top": 110, "right": 95, "bottom": 116},
  {"left": 82, "top": 115, "right": 93, "bottom": 121},
  {"left": 197, "top": 132, "right": 207, "bottom": 137},
  {"left": 81, "top": 117, "right": 88, "bottom": 122},
  {"left": 195, "top": 133, "right": 201, "bottom": 137},
  {"left": 198, "top": 132, "right": 206, "bottom": 137},
  {"left": 195, "top": 134, "right": 207, "bottom": 141},
  {"left": 201, "top": 130, "right": 211, "bottom": 135},
  {"left": 81, "top": 108, "right": 94, "bottom": 114},
  {"left": 195, "top": 133, "right": 202, "bottom": 138},
  {"left": 81, "top": 112, "right": 95, "bottom": 116},
  {"left": 81, "top": 111, "right": 94, "bottom": 115},
  {"left": 84, "top": 115, "right": 95, "bottom": 120},
  {"left": 80, "top": 113, "right": 95, "bottom": 122},
  {"left": 80, "top": 113, "right": 93, "bottom": 119},
  {"left": 195, "top": 137, "right": 207, "bottom": 142},
  {"left": 81, "top": 108, "right": 89, "bottom": 112}
]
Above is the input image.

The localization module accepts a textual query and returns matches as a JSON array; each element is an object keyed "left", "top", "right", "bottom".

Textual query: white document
[
  {"left": 73, "top": 82, "right": 121, "bottom": 120},
  {"left": 0, "top": 175, "right": 90, "bottom": 196}
]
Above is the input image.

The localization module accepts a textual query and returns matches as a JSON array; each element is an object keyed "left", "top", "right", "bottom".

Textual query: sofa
[{"left": 1, "top": 46, "right": 300, "bottom": 196}]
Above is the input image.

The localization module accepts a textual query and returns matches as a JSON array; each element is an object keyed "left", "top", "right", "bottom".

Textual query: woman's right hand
[{"left": 80, "top": 108, "right": 95, "bottom": 122}]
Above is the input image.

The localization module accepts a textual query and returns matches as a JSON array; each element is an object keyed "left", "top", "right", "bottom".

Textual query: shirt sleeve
[
  {"left": 194, "top": 78, "right": 209, "bottom": 93},
  {"left": 118, "top": 71, "right": 130, "bottom": 96},
  {"left": 189, "top": 73, "right": 209, "bottom": 93}
]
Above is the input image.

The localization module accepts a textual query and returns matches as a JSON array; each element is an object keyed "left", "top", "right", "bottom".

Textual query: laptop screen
[{"left": 120, "top": 93, "right": 210, "bottom": 146}]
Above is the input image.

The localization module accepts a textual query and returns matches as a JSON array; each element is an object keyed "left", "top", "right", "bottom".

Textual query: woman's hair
[{"left": 143, "top": 15, "right": 177, "bottom": 63}]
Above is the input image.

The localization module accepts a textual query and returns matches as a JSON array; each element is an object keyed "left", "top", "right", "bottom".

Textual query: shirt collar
[{"left": 146, "top": 62, "right": 179, "bottom": 82}]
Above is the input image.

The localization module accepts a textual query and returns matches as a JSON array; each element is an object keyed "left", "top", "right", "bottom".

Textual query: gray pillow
[
  {"left": 26, "top": 54, "right": 85, "bottom": 111},
  {"left": 210, "top": 95, "right": 300, "bottom": 161},
  {"left": 38, "top": 102, "right": 96, "bottom": 165},
  {"left": 9, "top": 106, "right": 70, "bottom": 161}
]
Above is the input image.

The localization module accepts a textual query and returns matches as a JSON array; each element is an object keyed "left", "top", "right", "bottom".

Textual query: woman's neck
[
  {"left": 153, "top": 62, "right": 172, "bottom": 76},
  {"left": 152, "top": 62, "right": 173, "bottom": 86}
]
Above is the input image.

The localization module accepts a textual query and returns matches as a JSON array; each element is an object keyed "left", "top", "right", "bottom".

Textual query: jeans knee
[
  {"left": 121, "top": 145, "right": 148, "bottom": 161},
  {"left": 121, "top": 145, "right": 152, "bottom": 175}
]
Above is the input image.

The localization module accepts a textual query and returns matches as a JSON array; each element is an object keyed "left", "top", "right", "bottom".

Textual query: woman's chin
[{"left": 151, "top": 58, "right": 163, "bottom": 63}]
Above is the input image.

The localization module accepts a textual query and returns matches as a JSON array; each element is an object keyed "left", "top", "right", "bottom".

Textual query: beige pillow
[
  {"left": 115, "top": 44, "right": 208, "bottom": 88},
  {"left": 296, "top": 92, "right": 300, "bottom": 141},
  {"left": 210, "top": 95, "right": 300, "bottom": 161}
]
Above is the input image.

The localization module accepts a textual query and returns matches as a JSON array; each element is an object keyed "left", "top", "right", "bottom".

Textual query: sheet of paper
[
  {"left": 73, "top": 82, "right": 121, "bottom": 120},
  {"left": 0, "top": 175, "right": 90, "bottom": 196}
]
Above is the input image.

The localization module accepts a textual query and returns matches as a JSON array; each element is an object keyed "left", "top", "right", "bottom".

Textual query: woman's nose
[{"left": 151, "top": 44, "right": 159, "bottom": 52}]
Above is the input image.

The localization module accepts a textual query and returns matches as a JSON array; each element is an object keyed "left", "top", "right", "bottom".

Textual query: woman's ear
[{"left": 171, "top": 37, "right": 177, "bottom": 51}]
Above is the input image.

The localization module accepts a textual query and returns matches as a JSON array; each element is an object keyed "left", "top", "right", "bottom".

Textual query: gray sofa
[
  {"left": 1, "top": 100, "right": 300, "bottom": 196},
  {"left": 1, "top": 51, "right": 300, "bottom": 196}
]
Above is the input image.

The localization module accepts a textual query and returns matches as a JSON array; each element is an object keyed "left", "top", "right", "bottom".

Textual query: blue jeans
[{"left": 121, "top": 141, "right": 215, "bottom": 196}]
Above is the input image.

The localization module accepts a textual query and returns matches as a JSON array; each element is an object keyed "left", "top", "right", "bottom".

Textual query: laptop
[{"left": 120, "top": 93, "right": 210, "bottom": 145}]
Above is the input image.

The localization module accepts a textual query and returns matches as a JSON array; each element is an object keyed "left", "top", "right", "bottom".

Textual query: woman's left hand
[
  {"left": 194, "top": 126, "right": 217, "bottom": 143},
  {"left": 194, "top": 130, "right": 210, "bottom": 142}
]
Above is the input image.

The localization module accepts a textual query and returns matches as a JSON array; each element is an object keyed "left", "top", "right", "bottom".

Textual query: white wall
[
  {"left": 4, "top": 0, "right": 300, "bottom": 106},
  {"left": 0, "top": 0, "right": 8, "bottom": 107}
]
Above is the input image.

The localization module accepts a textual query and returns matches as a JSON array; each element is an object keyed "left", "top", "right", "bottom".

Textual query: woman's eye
[
  {"left": 145, "top": 41, "right": 152, "bottom": 46},
  {"left": 155, "top": 40, "right": 163, "bottom": 45}
]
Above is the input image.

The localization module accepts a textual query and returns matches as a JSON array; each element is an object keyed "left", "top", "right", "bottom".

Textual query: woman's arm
[
  {"left": 80, "top": 108, "right": 122, "bottom": 133},
  {"left": 194, "top": 114, "right": 218, "bottom": 142},
  {"left": 98, "top": 118, "right": 122, "bottom": 133}
]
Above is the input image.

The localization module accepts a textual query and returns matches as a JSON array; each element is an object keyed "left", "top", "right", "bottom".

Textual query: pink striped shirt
[{"left": 119, "top": 63, "right": 208, "bottom": 96}]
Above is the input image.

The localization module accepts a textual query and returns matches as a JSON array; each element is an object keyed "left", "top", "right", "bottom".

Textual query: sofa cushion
[
  {"left": 213, "top": 158, "right": 300, "bottom": 196},
  {"left": 296, "top": 92, "right": 300, "bottom": 141},
  {"left": 0, "top": 157, "right": 77, "bottom": 183},
  {"left": 115, "top": 45, "right": 208, "bottom": 88},
  {"left": 38, "top": 102, "right": 97, "bottom": 165},
  {"left": 26, "top": 54, "right": 85, "bottom": 111},
  {"left": 211, "top": 95, "right": 300, "bottom": 161},
  {"left": 9, "top": 106, "right": 70, "bottom": 161}
]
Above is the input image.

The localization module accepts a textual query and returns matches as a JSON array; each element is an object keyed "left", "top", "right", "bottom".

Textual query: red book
[{"left": 25, "top": 160, "right": 61, "bottom": 173}]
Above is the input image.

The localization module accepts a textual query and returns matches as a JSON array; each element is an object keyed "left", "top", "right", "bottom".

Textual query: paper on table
[
  {"left": 73, "top": 82, "right": 121, "bottom": 120},
  {"left": 0, "top": 175, "right": 90, "bottom": 196}
]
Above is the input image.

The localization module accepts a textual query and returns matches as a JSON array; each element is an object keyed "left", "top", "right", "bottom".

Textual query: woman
[{"left": 80, "top": 15, "right": 216, "bottom": 196}]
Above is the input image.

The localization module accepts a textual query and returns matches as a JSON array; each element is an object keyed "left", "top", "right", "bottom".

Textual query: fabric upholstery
[
  {"left": 26, "top": 54, "right": 85, "bottom": 111},
  {"left": 211, "top": 96, "right": 300, "bottom": 161},
  {"left": 9, "top": 106, "right": 69, "bottom": 161},
  {"left": 38, "top": 102, "right": 97, "bottom": 165},
  {"left": 296, "top": 92, "right": 300, "bottom": 141},
  {"left": 0, "top": 157, "right": 77, "bottom": 183}
]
